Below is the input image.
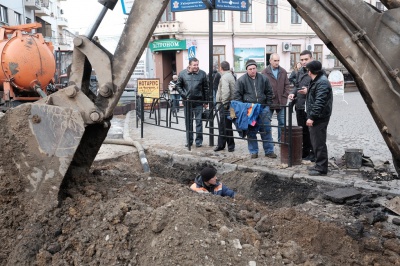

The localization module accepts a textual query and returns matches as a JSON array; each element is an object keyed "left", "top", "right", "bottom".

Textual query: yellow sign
[{"left": 137, "top": 79, "right": 160, "bottom": 104}]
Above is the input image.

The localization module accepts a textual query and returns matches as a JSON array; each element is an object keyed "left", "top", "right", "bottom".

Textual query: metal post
[
  {"left": 140, "top": 95, "right": 144, "bottom": 138},
  {"left": 208, "top": 1, "right": 215, "bottom": 146},
  {"left": 288, "top": 103, "right": 293, "bottom": 167}
]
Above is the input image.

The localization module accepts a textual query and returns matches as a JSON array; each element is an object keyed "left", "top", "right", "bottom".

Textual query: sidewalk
[{"left": 99, "top": 91, "right": 400, "bottom": 196}]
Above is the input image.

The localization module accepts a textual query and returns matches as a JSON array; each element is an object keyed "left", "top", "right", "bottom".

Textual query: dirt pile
[{"left": 1, "top": 151, "right": 400, "bottom": 265}]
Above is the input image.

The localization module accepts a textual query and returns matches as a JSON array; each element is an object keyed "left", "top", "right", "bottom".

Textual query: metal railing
[{"left": 135, "top": 95, "right": 295, "bottom": 166}]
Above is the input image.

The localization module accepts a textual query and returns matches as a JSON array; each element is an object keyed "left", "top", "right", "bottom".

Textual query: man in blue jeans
[
  {"left": 234, "top": 59, "right": 276, "bottom": 159},
  {"left": 261, "top": 53, "right": 290, "bottom": 142},
  {"left": 176, "top": 58, "right": 209, "bottom": 147}
]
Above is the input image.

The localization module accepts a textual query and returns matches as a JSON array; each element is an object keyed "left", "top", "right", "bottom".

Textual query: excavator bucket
[
  {"left": 0, "top": 0, "right": 169, "bottom": 213},
  {"left": 288, "top": 0, "right": 400, "bottom": 174},
  {"left": 0, "top": 104, "right": 84, "bottom": 211}
]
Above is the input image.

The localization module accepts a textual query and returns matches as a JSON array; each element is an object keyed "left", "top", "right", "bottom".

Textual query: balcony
[
  {"left": 25, "top": 0, "right": 41, "bottom": 10},
  {"left": 153, "top": 21, "right": 181, "bottom": 35},
  {"left": 35, "top": 6, "right": 51, "bottom": 16},
  {"left": 57, "top": 17, "right": 68, "bottom": 27}
]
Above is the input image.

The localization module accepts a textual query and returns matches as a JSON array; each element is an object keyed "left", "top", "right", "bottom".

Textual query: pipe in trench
[{"left": 103, "top": 111, "right": 150, "bottom": 173}]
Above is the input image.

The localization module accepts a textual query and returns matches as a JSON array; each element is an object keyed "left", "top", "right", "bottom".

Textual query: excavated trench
[{"left": 1, "top": 149, "right": 400, "bottom": 265}]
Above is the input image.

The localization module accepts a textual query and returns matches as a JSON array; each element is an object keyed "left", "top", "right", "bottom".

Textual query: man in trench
[{"left": 190, "top": 167, "right": 235, "bottom": 198}]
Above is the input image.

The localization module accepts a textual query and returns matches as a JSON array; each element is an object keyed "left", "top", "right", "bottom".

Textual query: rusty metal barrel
[{"left": 280, "top": 126, "right": 303, "bottom": 165}]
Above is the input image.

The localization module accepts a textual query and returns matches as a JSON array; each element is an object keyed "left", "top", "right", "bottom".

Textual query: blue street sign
[
  {"left": 171, "top": 0, "right": 207, "bottom": 12},
  {"left": 188, "top": 46, "right": 196, "bottom": 59},
  {"left": 215, "top": 0, "right": 249, "bottom": 11}
]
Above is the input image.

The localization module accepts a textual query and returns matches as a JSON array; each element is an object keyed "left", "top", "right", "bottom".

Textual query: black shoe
[
  {"left": 185, "top": 143, "right": 192, "bottom": 147},
  {"left": 228, "top": 148, "right": 234, "bottom": 152},
  {"left": 308, "top": 170, "right": 327, "bottom": 176},
  {"left": 307, "top": 165, "right": 317, "bottom": 170},
  {"left": 303, "top": 154, "right": 316, "bottom": 162},
  {"left": 214, "top": 147, "right": 224, "bottom": 152},
  {"left": 196, "top": 144, "right": 202, "bottom": 147}
]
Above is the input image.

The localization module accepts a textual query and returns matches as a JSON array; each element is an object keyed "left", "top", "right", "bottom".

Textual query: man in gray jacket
[
  {"left": 214, "top": 61, "right": 236, "bottom": 152},
  {"left": 234, "top": 59, "right": 276, "bottom": 159},
  {"left": 176, "top": 58, "right": 209, "bottom": 148}
]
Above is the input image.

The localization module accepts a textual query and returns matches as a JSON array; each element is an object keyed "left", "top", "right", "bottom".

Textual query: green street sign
[{"left": 149, "top": 39, "right": 186, "bottom": 52}]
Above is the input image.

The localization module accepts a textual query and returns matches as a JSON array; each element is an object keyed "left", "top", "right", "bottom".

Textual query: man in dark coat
[
  {"left": 288, "top": 50, "right": 314, "bottom": 161},
  {"left": 234, "top": 59, "right": 276, "bottom": 159},
  {"left": 176, "top": 57, "right": 209, "bottom": 148},
  {"left": 261, "top": 53, "right": 290, "bottom": 142},
  {"left": 304, "top": 60, "right": 333, "bottom": 176}
]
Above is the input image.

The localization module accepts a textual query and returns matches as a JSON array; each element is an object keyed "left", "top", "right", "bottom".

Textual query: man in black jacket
[
  {"left": 304, "top": 60, "right": 333, "bottom": 176},
  {"left": 176, "top": 58, "right": 209, "bottom": 147},
  {"left": 234, "top": 59, "right": 276, "bottom": 159},
  {"left": 288, "top": 50, "right": 314, "bottom": 161}
]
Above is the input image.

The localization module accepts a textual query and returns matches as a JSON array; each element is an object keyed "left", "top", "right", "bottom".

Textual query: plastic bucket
[{"left": 345, "top": 149, "right": 363, "bottom": 169}]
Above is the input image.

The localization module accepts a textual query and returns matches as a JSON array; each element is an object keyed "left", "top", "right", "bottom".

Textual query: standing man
[
  {"left": 176, "top": 58, "right": 209, "bottom": 148},
  {"left": 214, "top": 61, "right": 236, "bottom": 152},
  {"left": 234, "top": 59, "right": 276, "bottom": 159},
  {"left": 261, "top": 53, "right": 290, "bottom": 142},
  {"left": 288, "top": 50, "right": 314, "bottom": 161},
  {"left": 304, "top": 60, "right": 333, "bottom": 176},
  {"left": 212, "top": 66, "right": 221, "bottom": 104},
  {"left": 168, "top": 74, "right": 180, "bottom": 113}
]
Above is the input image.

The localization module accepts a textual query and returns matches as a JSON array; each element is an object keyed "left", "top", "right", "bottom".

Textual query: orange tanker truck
[{"left": 0, "top": 22, "right": 56, "bottom": 112}]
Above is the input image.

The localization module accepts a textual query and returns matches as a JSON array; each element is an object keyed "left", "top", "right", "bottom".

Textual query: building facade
[
  {"left": 150, "top": 0, "right": 387, "bottom": 91},
  {"left": 0, "top": 0, "right": 73, "bottom": 51}
]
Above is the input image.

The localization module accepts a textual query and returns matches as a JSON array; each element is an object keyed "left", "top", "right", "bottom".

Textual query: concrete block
[{"left": 324, "top": 187, "right": 362, "bottom": 204}]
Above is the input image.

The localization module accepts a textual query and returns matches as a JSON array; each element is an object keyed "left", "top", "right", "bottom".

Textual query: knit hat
[
  {"left": 200, "top": 167, "right": 217, "bottom": 182},
  {"left": 245, "top": 59, "right": 257, "bottom": 70},
  {"left": 305, "top": 60, "right": 322, "bottom": 74}
]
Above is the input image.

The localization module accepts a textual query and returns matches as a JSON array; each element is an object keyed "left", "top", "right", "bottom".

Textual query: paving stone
[
  {"left": 324, "top": 187, "right": 362, "bottom": 204},
  {"left": 392, "top": 218, "right": 400, "bottom": 226}
]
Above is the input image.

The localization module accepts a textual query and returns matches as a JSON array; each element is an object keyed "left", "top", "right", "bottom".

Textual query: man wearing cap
[
  {"left": 234, "top": 59, "right": 276, "bottom": 159},
  {"left": 303, "top": 60, "right": 333, "bottom": 176},
  {"left": 190, "top": 167, "right": 235, "bottom": 198}
]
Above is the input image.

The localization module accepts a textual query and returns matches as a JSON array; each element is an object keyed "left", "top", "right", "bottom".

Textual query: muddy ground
[{"left": 1, "top": 146, "right": 400, "bottom": 266}]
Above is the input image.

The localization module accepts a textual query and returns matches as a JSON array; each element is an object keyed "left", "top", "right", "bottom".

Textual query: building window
[
  {"left": 376, "top": 1, "right": 385, "bottom": 11},
  {"left": 26, "top": 17, "right": 32, "bottom": 24},
  {"left": 290, "top": 45, "right": 301, "bottom": 70},
  {"left": 160, "top": 4, "right": 175, "bottom": 22},
  {"left": 213, "top": 45, "right": 225, "bottom": 68},
  {"left": 240, "top": 0, "right": 252, "bottom": 23},
  {"left": 265, "top": 45, "right": 277, "bottom": 66},
  {"left": 314, "top": 44, "right": 323, "bottom": 62},
  {"left": 14, "top": 12, "right": 21, "bottom": 25},
  {"left": 267, "top": 0, "right": 278, "bottom": 23},
  {"left": 291, "top": 7, "right": 301, "bottom": 24},
  {"left": 213, "top": 10, "right": 225, "bottom": 22},
  {"left": 0, "top": 5, "right": 8, "bottom": 24}
]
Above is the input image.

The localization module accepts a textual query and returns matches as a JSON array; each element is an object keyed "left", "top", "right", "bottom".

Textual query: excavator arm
[
  {"left": 287, "top": 0, "right": 400, "bottom": 174},
  {"left": 0, "top": 0, "right": 169, "bottom": 211}
]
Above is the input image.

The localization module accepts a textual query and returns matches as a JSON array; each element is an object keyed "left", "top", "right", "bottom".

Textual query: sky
[{"left": 61, "top": 0, "right": 128, "bottom": 52}]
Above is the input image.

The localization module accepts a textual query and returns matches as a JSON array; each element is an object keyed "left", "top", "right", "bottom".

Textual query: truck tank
[{"left": 0, "top": 23, "right": 55, "bottom": 109}]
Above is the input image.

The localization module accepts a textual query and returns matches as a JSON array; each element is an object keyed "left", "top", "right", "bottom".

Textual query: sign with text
[
  {"left": 215, "top": 0, "right": 249, "bottom": 11},
  {"left": 328, "top": 70, "right": 345, "bottom": 95},
  {"left": 171, "top": 0, "right": 207, "bottom": 12},
  {"left": 137, "top": 79, "right": 160, "bottom": 106},
  {"left": 120, "top": 0, "right": 134, "bottom": 15},
  {"left": 149, "top": 39, "right": 187, "bottom": 52}
]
